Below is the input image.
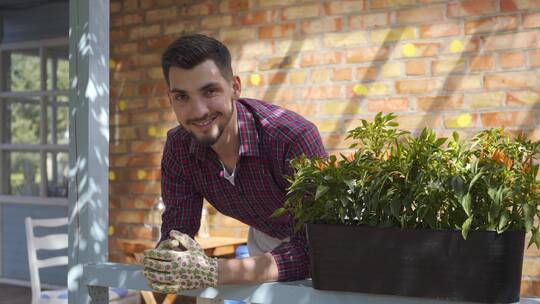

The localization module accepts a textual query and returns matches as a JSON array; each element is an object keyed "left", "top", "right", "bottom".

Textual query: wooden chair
[{"left": 25, "top": 217, "right": 141, "bottom": 304}]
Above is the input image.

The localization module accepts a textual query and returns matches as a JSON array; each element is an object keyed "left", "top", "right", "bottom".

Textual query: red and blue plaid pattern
[{"left": 160, "top": 98, "right": 327, "bottom": 281}]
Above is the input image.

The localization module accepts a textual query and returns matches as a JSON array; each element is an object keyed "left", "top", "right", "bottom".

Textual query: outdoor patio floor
[{"left": 0, "top": 283, "right": 32, "bottom": 304}]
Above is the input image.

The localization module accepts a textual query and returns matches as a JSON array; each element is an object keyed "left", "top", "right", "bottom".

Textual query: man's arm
[
  {"left": 217, "top": 253, "right": 278, "bottom": 284},
  {"left": 159, "top": 135, "right": 203, "bottom": 244}
]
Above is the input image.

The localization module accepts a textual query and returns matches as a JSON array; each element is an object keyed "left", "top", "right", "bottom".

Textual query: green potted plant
[{"left": 274, "top": 113, "right": 540, "bottom": 303}]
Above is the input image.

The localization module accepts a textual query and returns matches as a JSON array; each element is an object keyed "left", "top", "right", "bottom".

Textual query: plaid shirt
[{"left": 160, "top": 98, "right": 327, "bottom": 282}]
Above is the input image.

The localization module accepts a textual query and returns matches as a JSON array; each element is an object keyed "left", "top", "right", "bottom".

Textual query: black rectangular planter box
[{"left": 306, "top": 223, "right": 525, "bottom": 303}]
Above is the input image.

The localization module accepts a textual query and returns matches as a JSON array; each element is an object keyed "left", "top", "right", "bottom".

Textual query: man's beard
[{"left": 188, "top": 108, "right": 234, "bottom": 147}]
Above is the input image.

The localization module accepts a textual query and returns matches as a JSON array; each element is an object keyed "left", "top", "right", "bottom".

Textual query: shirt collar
[{"left": 189, "top": 99, "right": 259, "bottom": 161}]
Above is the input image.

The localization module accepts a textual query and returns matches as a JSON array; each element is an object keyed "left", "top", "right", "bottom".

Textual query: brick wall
[{"left": 109, "top": 0, "right": 540, "bottom": 295}]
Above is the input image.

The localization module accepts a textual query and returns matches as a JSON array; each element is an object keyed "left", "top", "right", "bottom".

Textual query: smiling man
[{"left": 142, "top": 34, "right": 327, "bottom": 293}]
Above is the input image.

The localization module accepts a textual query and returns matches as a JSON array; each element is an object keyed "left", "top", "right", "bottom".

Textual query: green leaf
[
  {"left": 523, "top": 203, "right": 534, "bottom": 231},
  {"left": 461, "top": 216, "right": 473, "bottom": 240},
  {"left": 451, "top": 176, "right": 465, "bottom": 198},
  {"left": 468, "top": 171, "right": 484, "bottom": 193},
  {"left": 497, "top": 212, "right": 508, "bottom": 233},
  {"left": 527, "top": 228, "right": 540, "bottom": 249},
  {"left": 452, "top": 131, "right": 460, "bottom": 142},
  {"left": 344, "top": 179, "right": 356, "bottom": 191},
  {"left": 315, "top": 185, "right": 330, "bottom": 201},
  {"left": 271, "top": 207, "right": 287, "bottom": 218},
  {"left": 461, "top": 193, "right": 472, "bottom": 217}
]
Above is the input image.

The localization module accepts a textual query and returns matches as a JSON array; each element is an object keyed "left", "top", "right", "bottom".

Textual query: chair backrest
[{"left": 25, "top": 217, "right": 68, "bottom": 304}]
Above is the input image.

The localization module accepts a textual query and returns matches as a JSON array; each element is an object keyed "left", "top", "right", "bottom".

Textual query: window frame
[{"left": 0, "top": 37, "right": 69, "bottom": 206}]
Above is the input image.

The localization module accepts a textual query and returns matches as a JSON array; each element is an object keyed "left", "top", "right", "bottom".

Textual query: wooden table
[{"left": 118, "top": 236, "right": 247, "bottom": 304}]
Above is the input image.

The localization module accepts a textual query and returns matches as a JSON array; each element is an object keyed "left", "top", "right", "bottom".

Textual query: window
[{"left": 0, "top": 40, "right": 69, "bottom": 200}]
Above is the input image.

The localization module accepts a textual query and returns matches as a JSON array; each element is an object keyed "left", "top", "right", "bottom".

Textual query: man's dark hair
[{"left": 161, "top": 34, "right": 233, "bottom": 86}]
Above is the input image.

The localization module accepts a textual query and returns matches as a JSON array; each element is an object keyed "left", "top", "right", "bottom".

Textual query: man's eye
[
  {"left": 205, "top": 88, "right": 219, "bottom": 97},
  {"left": 174, "top": 94, "right": 188, "bottom": 102}
]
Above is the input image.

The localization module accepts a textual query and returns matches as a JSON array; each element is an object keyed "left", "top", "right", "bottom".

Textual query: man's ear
[{"left": 232, "top": 75, "right": 241, "bottom": 99}]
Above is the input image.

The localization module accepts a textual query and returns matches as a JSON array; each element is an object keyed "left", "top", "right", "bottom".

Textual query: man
[{"left": 142, "top": 34, "right": 327, "bottom": 293}]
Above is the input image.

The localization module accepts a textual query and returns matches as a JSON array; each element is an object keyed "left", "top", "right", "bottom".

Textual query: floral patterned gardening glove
[{"left": 143, "top": 230, "right": 218, "bottom": 293}]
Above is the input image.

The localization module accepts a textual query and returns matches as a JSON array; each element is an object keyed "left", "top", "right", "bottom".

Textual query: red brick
[
  {"left": 130, "top": 225, "right": 153, "bottom": 240},
  {"left": 481, "top": 111, "right": 535, "bottom": 128},
  {"left": 346, "top": 46, "right": 391, "bottom": 63},
  {"left": 501, "top": 0, "right": 540, "bottom": 11},
  {"left": 370, "top": 0, "right": 416, "bottom": 9},
  {"left": 283, "top": 4, "right": 320, "bottom": 20},
  {"left": 356, "top": 67, "right": 378, "bottom": 81},
  {"left": 447, "top": 0, "right": 497, "bottom": 17},
  {"left": 259, "top": 23, "right": 296, "bottom": 39},
  {"left": 112, "top": 42, "right": 139, "bottom": 54},
  {"left": 238, "top": 10, "right": 280, "bottom": 25},
  {"left": 182, "top": 3, "right": 216, "bottom": 16},
  {"left": 260, "top": 57, "right": 295, "bottom": 71},
  {"left": 484, "top": 32, "right": 537, "bottom": 51},
  {"left": 274, "top": 101, "right": 317, "bottom": 116},
  {"left": 416, "top": 95, "right": 464, "bottom": 111},
  {"left": 432, "top": 59, "right": 466, "bottom": 75},
  {"left": 201, "top": 15, "right": 233, "bottom": 29},
  {"left": 123, "top": 0, "right": 138, "bottom": 11},
  {"left": 111, "top": 29, "right": 128, "bottom": 42},
  {"left": 268, "top": 72, "right": 287, "bottom": 85},
  {"left": 300, "top": 52, "right": 342, "bottom": 67},
  {"left": 333, "top": 68, "right": 352, "bottom": 81},
  {"left": 524, "top": 12, "right": 540, "bottom": 29},
  {"left": 301, "top": 18, "right": 343, "bottom": 34},
  {"left": 368, "top": 98, "right": 409, "bottom": 113},
  {"left": 164, "top": 20, "right": 199, "bottom": 36},
  {"left": 530, "top": 50, "right": 540, "bottom": 67},
  {"left": 465, "top": 16, "right": 518, "bottom": 34},
  {"left": 396, "top": 5, "right": 446, "bottom": 25},
  {"left": 128, "top": 168, "right": 161, "bottom": 181},
  {"left": 469, "top": 55, "right": 494, "bottom": 71},
  {"left": 499, "top": 52, "right": 525, "bottom": 69},
  {"left": 507, "top": 91, "right": 540, "bottom": 106},
  {"left": 349, "top": 13, "right": 390, "bottom": 29},
  {"left": 264, "top": 88, "right": 295, "bottom": 102},
  {"left": 146, "top": 8, "right": 177, "bottom": 22},
  {"left": 138, "top": 83, "right": 167, "bottom": 96},
  {"left": 219, "top": 0, "right": 250, "bottom": 12},
  {"left": 396, "top": 79, "right": 440, "bottom": 94},
  {"left": 125, "top": 154, "right": 163, "bottom": 167},
  {"left": 146, "top": 36, "right": 176, "bottom": 50},
  {"left": 139, "top": 0, "right": 155, "bottom": 9},
  {"left": 484, "top": 72, "right": 537, "bottom": 90},
  {"left": 130, "top": 140, "right": 164, "bottom": 153},
  {"left": 405, "top": 60, "right": 427, "bottom": 75},
  {"left": 116, "top": 210, "right": 145, "bottom": 224},
  {"left": 446, "top": 76, "right": 482, "bottom": 91},
  {"left": 129, "top": 25, "right": 160, "bottom": 40},
  {"left": 395, "top": 114, "right": 442, "bottom": 130},
  {"left": 420, "top": 23, "right": 460, "bottom": 38},
  {"left": 300, "top": 86, "right": 343, "bottom": 100},
  {"left": 111, "top": 1, "right": 122, "bottom": 13},
  {"left": 324, "top": 0, "right": 364, "bottom": 15},
  {"left": 112, "top": 13, "right": 144, "bottom": 27},
  {"left": 130, "top": 182, "right": 161, "bottom": 195}
]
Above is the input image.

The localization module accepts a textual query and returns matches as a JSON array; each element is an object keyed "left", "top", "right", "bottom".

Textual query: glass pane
[
  {"left": 8, "top": 49, "right": 41, "bottom": 91},
  {"left": 47, "top": 152, "right": 68, "bottom": 197},
  {"left": 46, "top": 46, "right": 69, "bottom": 91},
  {"left": 8, "top": 151, "right": 41, "bottom": 196},
  {"left": 6, "top": 98, "right": 41, "bottom": 144},
  {"left": 47, "top": 96, "right": 69, "bottom": 145}
]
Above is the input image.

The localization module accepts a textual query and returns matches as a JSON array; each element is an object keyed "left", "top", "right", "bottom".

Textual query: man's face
[{"left": 167, "top": 60, "right": 240, "bottom": 146}]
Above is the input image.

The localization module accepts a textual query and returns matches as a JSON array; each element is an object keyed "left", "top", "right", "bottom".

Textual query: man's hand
[{"left": 143, "top": 230, "right": 218, "bottom": 293}]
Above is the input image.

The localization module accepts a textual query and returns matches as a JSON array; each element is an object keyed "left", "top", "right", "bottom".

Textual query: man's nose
[{"left": 190, "top": 98, "right": 210, "bottom": 118}]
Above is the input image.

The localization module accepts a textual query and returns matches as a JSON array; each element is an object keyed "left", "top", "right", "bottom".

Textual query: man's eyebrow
[
  {"left": 169, "top": 82, "right": 221, "bottom": 94},
  {"left": 169, "top": 88, "right": 186, "bottom": 94},
  {"left": 199, "top": 82, "right": 221, "bottom": 92}
]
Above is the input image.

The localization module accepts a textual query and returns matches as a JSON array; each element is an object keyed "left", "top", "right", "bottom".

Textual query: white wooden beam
[{"left": 67, "top": 0, "right": 109, "bottom": 303}]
